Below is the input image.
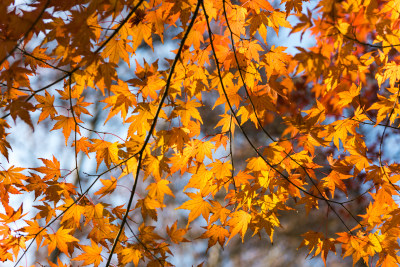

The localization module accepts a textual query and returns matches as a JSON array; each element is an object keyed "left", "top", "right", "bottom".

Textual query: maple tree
[{"left": 1, "top": 0, "right": 400, "bottom": 266}]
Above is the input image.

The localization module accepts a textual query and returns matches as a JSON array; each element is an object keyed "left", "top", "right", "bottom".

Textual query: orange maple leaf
[
  {"left": 94, "top": 176, "right": 118, "bottom": 199},
  {"left": 73, "top": 239, "right": 103, "bottom": 267},
  {"left": 166, "top": 221, "right": 189, "bottom": 244},
  {"left": 35, "top": 91, "right": 57, "bottom": 123},
  {"left": 177, "top": 192, "right": 211, "bottom": 226},
  {"left": 32, "top": 156, "right": 61, "bottom": 181},
  {"left": 51, "top": 115, "right": 81, "bottom": 145},
  {"left": 226, "top": 210, "right": 252, "bottom": 243},
  {"left": 200, "top": 224, "right": 229, "bottom": 248},
  {"left": 46, "top": 226, "right": 79, "bottom": 256}
]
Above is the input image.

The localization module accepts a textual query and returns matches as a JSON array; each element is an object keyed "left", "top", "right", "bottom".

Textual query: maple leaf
[
  {"left": 166, "top": 221, "right": 189, "bottom": 244},
  {"left": 146, "top": 9, "right": 164, "bottom": 42},
  {"left": 32, "top": 156, "right": 61, "bottom": 181},
  {"left": 210, "top": 133, "right": 229, "bottom": 150},
  {"left": 47, "top": 258, "right": 69, "bottom": 267},
  {"left": 34, "top": 202, "right": 56, "bottom": 224},
  {"left": 119, "top": 157, "right": 138, "bottom": 179},
  {"left": 6, "top": 96, "right": 36, "bottom": 129},
  {"left": 209, "top": 200, "right": 230, "bottom": 224},
  {"left": 94, "top": 176, "right": 118, "bottom": 199},
  {"left": 0, "top": 204, "right": 24, "bottom": 224},
  {"left": 177, "top": 192, "right": 212, "bottom": 226},
  {"left": 157, "top": 127, "right": 190, "bottom": 153},
  {"left": 73, "top": 239, "right": 103, "bottom": 267},
  {"left": 60, "top": 198, "right": 84, "bottom": 228},
  {"left": 172, "top": 99, "right": 203, "bottom": 126},
  {"left": 46, "top": 226, "right": 79, "bottom": 256},
  {"left": 72, "top": 137, "right": 93, "bottom": 157},
  {"left": 215, "top": 114, "right": 237, "bottom": 133},
  {"left": 263, "top": 46, "right": 290, "bottom": 79},
  {"left": 51, "top": 115, "right": 82, "bottom": 145},
  {"left": 0, "top": 166, "right": 26, "bottom": 186},
  {"left": 147, "top": 179, "right": 174, "bottom": 203},
  {"left": 90, "top": 139, "right": 120, "bottom": 170},
  {"left": 102, "top": 37, "right": 130, "bottom": 65},
  {"left": 120, "top": 246, "right": 142, "bottom": 266},
  {"left": 337, "top": 84, "right": 361, "bottom": 108},
  {"left": 200, "top": 224, "right": 229, "bottom": 248},
  {"left": 184, "top": 164, "right": 213, "bottom": 193},
  {"left": 244, "top": 0, "right": 274, "bottom": 12},
  {"left": 3, "top": 0, "right": 400, "bottom": 265},
  {"left": 281, "top": 0, "right": 305, "bottom": 17},
  {"left": 35, "top": 91, "right": 57, "bottom": 122},
  {"left": 246, "top": 157, "right": 269, "bottom": 172},
  {"left": 210, "top": 159, "right": 232, "bottom": 181},
  {"left": 376, "top": 61, "right": 400, "bottom": 88},
  {"left": 135, "top": 197, "right": 163, "bottom": 221},
  {"left": 194, "top": 140, "right": 214, "bottom": 162},
  {"left": 226, "top": 210, "right": 252, "bottom": 243},
  {"left": 322, "top": 171, "right": 352, "bottom": 198},
  {"left": 25, "top": 47, "right": 52, "bottom": 71},
  {"left": 22, "top": 219, "right": 47, "bottom": 247},
  {"left": 0, "top": 118, "right": 11, "bottom": 160},
  {"left": 143, "top": 154, "right": 169, "bottom": 181}
]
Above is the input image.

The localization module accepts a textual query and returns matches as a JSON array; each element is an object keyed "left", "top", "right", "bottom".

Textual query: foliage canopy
[{"left": 1, "top": 0, "right": 400, "bottom": 266}]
